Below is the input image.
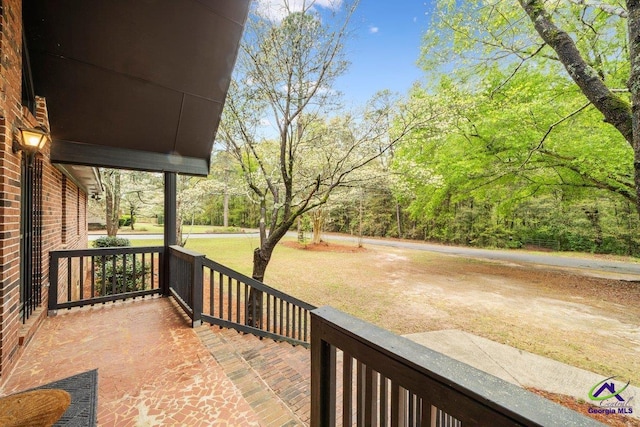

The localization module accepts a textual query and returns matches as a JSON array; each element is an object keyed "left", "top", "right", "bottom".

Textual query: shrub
[
  {"left": 92, "top": 236, "right": 149, "bottom": 295},
  {"left": 118, "top": 215, "right": 132, "bottom": 227},
  {"left": 92, "top": 236, "right": 131, "bottom": 248},
  {"left": 95, "top": 257, "right": 150, "bottom": 295}
]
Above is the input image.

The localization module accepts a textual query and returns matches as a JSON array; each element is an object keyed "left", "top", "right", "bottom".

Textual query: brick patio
[{"left": 0, "top": 297, "right": 311, "bottom": 426}]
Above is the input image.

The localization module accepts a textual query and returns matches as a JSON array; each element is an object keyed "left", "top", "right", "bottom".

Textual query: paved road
[
  {"left": 324, "top": 234, "right": 640, "bottom": 279},
  {"left": 91, "top": 232, "right": 640, "bottom": 279}
]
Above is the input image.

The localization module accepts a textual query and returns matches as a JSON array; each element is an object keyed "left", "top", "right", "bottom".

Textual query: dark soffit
[{"left": 23, "top": 0, "right": 250, "bottom": 176}]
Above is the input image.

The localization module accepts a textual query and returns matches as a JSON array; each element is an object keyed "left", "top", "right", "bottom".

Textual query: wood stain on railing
[
  {"left": 310, "top": 306, "right": 605, "bottom": 427},
  {"left": 49, "top": 246, "right": 164, "bottom": 311},
  {"left": 166, "top": 245, "right": 315, "bottom": 347}
]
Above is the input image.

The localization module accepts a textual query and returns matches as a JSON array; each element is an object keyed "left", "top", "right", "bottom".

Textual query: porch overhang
[{"left": 23, "top": 0, "right": 250, "bottom": 176}]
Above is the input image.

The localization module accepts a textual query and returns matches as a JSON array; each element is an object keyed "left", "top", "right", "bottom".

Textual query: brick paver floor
[{"left": 0, "top": 297, "right": 285, "bottom": 426}]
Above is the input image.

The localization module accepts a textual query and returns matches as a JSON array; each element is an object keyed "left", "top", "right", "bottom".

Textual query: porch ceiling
[{"left": 23, "top": 0, "right": 250, "bottom": 176}]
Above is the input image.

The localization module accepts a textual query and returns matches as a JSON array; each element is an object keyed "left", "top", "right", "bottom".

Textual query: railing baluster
[
  {"left": 227, "top": 275, "right": 232, "bottom": 322},
  {"left": 304, "top": 310, "right": 309, "bottom": 342},
  {"left": 391, "top": 382, "right": 400, "bottom": 427},
  {"left": 132, "top": 253, "right": 137, "bottom": 291},
  {"left": 411, "top": 392, "right": 417, "bottom": 426},
  {"left": 236, "top": 279, "right": 240, "bottom": 324},
  {"left": 150, "top": 252, "right": 155, "bottom": 289},
  {"left": 357, "top": 361, "right": 365, "bottom": 426},
  {"left": 259, "top": 290, "right": 264, "bottom": 330},
  {"left": 380, "top": 375, "right": 388, "bottom": 425},
  {"left": 219, "top": 272, "right": 223, "bottom": 320},
  {"left": 91, "top": 255, "right": 95, "bottom": 298},
  {"left": 278, "top": 298, "right": 284, "bottom": 335},
  {"left": 141, "top": 252, "right": 146, "bottom": 290},
  {"left": 291, "top": 303, "right": 297, "bottom": 340},
  {"left": 209, "top": 268, "right": 214, "bottom": 316},
  {"left": 343, "top": 353, "right": 353, "bottom": 427},
  {"left": 244, "top": 283, "right": 249, "bottom": 324},
  {"left": 286, "top": 302, "right": 291, "bottom": 338},
  {"left": 66, "top": 257, "right": 72, "bottom": 302},
  {"left": 111, "top": 253, "right": 117, "bottom": 295},
  {"left": 251, "top": 287, "right": 257, "bottom": 328},
  {"left": 122, "top": 253, "right": 128, "bottom": 295},
  {"left": 266, "top": 294, "right": 271, "bottom": 332},
  {"left": 79, "top": 256, "right": 84, "bottom": 300},
  {"left": 366, "top": 366, "right": 379, "bottom": 425}
]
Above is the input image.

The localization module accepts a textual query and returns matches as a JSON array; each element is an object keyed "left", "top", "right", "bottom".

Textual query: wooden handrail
[{"left": 311, "top": 306, "right": 605, "bottom": 427}]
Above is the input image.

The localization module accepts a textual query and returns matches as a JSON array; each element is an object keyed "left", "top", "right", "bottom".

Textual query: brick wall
[{"left": 0, "top": 0, "right": 90, "bottom": 381}]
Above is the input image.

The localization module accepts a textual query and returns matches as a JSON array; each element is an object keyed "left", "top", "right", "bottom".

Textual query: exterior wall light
[{"left": 14, "top": 126, "right": 49, "bottom": 154}]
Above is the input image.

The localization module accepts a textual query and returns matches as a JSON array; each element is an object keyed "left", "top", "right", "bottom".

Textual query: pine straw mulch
[{"left": 281, "top": 240, "right": 368, "bottom": 253}]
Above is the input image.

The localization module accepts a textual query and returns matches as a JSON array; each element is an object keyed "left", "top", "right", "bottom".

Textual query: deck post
[
  {"left": 311, "top": 311, "right": 336, "bottom": 427},
  {"left": 163, "top": 172, "right": 177, "bottom": 296},
  {"left": 191, "top": 254, "right": 204, "bottom": 328},
  {"left": 48, "top": 251, "right": 59, "bottom": 316}
]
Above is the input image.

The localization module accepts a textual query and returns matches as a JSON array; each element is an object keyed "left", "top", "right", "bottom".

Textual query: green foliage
[
  {"left": 390, "top": 16, "right": 639, "bottom": 255},
  {"left": 92, "top": 237, "right": 149, "bottom": 295},
  {"left": 92, "top": 236, "right": 131, "bottom": 248},
  {"left": 95, "top": 258, "right": 150, "bottom": 296},
  {"left": 118, "top": 215, "right": 132, "bottom": 227}
]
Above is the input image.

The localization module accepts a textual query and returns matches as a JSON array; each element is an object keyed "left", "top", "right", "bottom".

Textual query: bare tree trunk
[
  {"left": 358, "top": 189, "right": 364, "bottom": 248},
  {"left": 521, "top": 0, "right": 640, "bottom": 214},
  {"left": 297, "top": 216, "right": 304, "bottom": 243},
  {"left": 223, "top": 169, "right": 230, "bottom": 228},
  {"left": 395, "top": 200, "right": 402, "bottom": 238},
  {"left": 247, "top": 243, "right": 276, "bottom": 327},
  {"left": 223, "top": 191, "right": 229, "bottom": 228},
  {"left": 312, "top": 207, "right": 324, "bottom": 244},
  {"left": 629, "top": 1, "right": 640, "bottom": 216},
  {"left": 584, "top": 207, "right": 603, "bottom": 250},
  {"left": 247, "top": 197, "right": 270, "bottom": 327},
  {"left": 176, "top": 193, "right": 183, "bottom": 246},
  {"left": 104, "top": 170, "right": 121, "bottom": 237}
]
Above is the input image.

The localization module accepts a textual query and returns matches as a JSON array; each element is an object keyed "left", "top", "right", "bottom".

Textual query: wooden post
[
  {"left": 311, "top": 312, "right": 336, "bottom": 427},
  {"left": 191, "top": 254, "right": 204, "bottom": 328},
  {"left": 163, "top": 172, "right": 177, "bottom": 296},
  {"left": 47, "top": 252, "right": 59, "bottom": 316}
]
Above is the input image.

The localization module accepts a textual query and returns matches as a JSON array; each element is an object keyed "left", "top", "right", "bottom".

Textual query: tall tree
[
  {"left": 422, "top": 0, "right": 640, "bottom": 213},
  {"left": 220, "top": 2, "right": 430, "bottom": 283},
  {"left": 101, "top": 169, "right": 121, "bottom": 237}
]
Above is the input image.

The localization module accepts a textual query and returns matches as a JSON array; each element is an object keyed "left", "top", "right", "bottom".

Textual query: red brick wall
[{"left": 0, "top": 0, "right": 90, "bottom": 381}]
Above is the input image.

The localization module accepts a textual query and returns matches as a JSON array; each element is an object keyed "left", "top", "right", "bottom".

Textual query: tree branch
[
  {"left": 519, "top": 0, "right": 633, "bottom": 145},
  {"left": 567, "top": 0, "right": 629, "bottom": 18},
  {"left": 521, "top": 101, "right": 592, "bottom": 167}
]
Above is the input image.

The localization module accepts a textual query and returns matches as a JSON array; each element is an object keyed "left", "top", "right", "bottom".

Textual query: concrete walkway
[{"left": 405, "top": 330, "right": 640, "bottom": 421}]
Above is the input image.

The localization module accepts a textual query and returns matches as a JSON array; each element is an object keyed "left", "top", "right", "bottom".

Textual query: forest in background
[{"left": 92, "top": 0, "right": 640, "bottom": 258}]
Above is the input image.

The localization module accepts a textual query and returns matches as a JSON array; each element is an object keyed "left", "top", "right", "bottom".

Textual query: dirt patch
[
  {"left": 281, "top": 240, "right": 367, "bottom": 253},
  {"left": 269, "top": 245, "right": 640, "bottom": 391},
  {"left": 529, "top": 388, "right": 640, "bottom": 427}
]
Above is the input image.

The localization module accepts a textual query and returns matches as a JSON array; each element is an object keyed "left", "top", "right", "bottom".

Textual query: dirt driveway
[{"left": 277, "top": 242, "right": 640, "bottom": 388}]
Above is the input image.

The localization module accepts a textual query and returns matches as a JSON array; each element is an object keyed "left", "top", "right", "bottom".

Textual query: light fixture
[{"left": 13, "top": 126, "right": 49, "bottom": 155}]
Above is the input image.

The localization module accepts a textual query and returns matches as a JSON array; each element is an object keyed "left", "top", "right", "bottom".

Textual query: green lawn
[
  {"left": 126, "top": 236, "right": 640, "bottom": 386},
  {"left": 108, "top": 223, "right": 246, "bottom": 234}
]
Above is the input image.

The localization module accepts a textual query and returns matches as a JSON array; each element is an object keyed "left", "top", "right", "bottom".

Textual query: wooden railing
[
  {"left": 311, "top": 306, "right": 604, "bottom": 427},
  {"left": 168, "top": 246, "right": 204, "bottom": 326},
  {"left": 168, "top": 245, "right": 315, "bottom": 347},
  {"left": 49, "top": 246, "right": 164, "bottom": 311}
]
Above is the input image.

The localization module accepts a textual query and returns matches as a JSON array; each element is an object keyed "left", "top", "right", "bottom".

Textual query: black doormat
[{"left": 31, "top": 369, "right": 98, "bottom": 426}]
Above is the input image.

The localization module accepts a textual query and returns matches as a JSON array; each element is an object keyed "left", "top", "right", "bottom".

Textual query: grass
[
  {"left": 105, "top": 223, "right": 246, "bottom": 234},
  {"left": 128, "top": 236, "right": 640, "bottom": 386}
]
